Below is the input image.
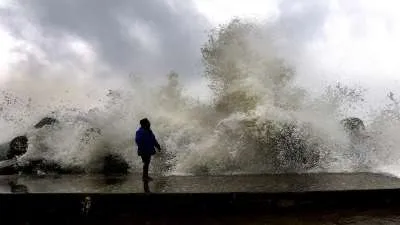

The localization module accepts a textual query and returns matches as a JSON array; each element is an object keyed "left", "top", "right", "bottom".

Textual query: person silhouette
[{"left": 135, "top": 118, "right": 161, "bottom": 181}]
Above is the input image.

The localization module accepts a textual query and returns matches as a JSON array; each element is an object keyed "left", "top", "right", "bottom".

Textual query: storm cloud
[
  {"left": 0, "top": 0, "right": 209, "bottom": 79},
  {"left": 1, "top": 0, "right": 400, "bottom": 94}
]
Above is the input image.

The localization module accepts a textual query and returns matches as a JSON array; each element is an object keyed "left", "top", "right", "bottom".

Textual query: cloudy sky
[{"left": 1, "top": 0, "right": 400, "bottom": 100}]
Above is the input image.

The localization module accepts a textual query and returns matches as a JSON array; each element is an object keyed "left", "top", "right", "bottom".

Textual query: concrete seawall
[{"left": 2, "top": 172, "right": 400, "bottom": 221}]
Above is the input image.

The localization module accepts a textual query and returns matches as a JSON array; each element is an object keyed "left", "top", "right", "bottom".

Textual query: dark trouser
[{"left": 140, "top": 155, "right": 151, "bottom": 178}]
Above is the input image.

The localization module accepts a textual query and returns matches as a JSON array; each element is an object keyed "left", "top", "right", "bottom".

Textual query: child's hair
[{"left": 140, "top": 118, "right": 150, "bottom": 127}]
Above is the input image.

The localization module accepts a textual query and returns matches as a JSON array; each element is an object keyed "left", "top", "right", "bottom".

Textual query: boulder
[
  {"left": 1, "top": 117, "right": 58, "bottom": 160},
  {"left": 0, "top": 117, "right": 125, "bottom": 175},
  {"left": 7, "top": 136, "right": 28, "bottom": 159},
  {"left": 0, "top": 116, "right": 60, "bottom": 174},
  {"left": 0, "top": 159, "right": 18, "bottom": 175},
  {"left": 34, "top": 117, "right": 58, "bottom": 129},
  {"left": 102, "top": 154, "right": 130, "bottom": 175}
]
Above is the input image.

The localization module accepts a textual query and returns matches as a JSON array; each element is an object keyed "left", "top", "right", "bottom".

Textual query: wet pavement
[{"left": 1, "top": 172, "right": 400, "bottom": 193}]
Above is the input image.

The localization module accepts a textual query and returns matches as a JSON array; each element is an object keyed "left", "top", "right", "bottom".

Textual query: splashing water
[{"left": 1, "top": 20, "right": 400, "bottom": 176}]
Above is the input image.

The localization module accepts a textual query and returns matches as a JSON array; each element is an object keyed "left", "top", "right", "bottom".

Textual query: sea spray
[{"left": 0, "top": 19, "right": 399, "bottom": 176}]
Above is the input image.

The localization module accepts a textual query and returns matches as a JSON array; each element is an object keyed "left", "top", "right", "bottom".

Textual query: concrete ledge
[
  {"left": 2, "top": 172, "right": 400, "bottom": 220},
  {"left": 2, "top": 189, "right": 400, "bottom": 218}
]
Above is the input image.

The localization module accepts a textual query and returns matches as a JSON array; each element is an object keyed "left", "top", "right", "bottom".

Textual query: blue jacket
[{"left": 135, "top": 127, "right": 160, "bottom": 156}]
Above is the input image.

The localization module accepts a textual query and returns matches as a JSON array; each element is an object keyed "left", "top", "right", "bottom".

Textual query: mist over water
[{"left": 1, "top": 18, "right": 400, "bottom": 177}]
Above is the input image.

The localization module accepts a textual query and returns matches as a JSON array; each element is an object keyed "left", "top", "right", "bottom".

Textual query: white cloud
[
  {"left": 0, "top": 0, "right": 11, "bottom": 7},
  {"left": 303, "top": 0, "right": 400, "bottom": 83},
  {"left": 118, "top": 17, "right": 161, "bottom": 55},
  {"left": 0, "top": 25, "right": 19, "bottom": 82},
  {"left": 193, "top": 0, "right": 279, "bottom": 24},
  {"left": 1, "top": 0, "right": 400, "bottom": 97}
]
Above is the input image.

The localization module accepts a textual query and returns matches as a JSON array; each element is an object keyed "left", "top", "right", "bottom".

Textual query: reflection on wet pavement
[{"left": 1, "top": 172, "right": 400, "bottom": 193}]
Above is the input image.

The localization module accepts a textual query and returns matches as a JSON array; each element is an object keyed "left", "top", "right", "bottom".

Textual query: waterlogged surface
[{"left": 1, "top": 172, "right": 400, "bottom": 193}]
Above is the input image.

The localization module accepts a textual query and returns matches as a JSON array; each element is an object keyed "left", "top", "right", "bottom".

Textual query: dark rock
[
  {"left": 1, "top": 117, "right": 129, "bottom": 175},
  {"left": 0, "top": 162, "right": 18, "bottom": 175},
  {"left": 7, "top": 136, "right": 28, "bottom": 159},
  {"left": 102, "top": 175, "right": 128, "bottom": 185},
  {"left": 2, "top": 117, "right": 58, "bottom": 161},
  {"left": 34, "top": 117, "right": 58, "bottom": 129},
  {"left": 102, "top": 154, "right": 130, "bottom": 175}
]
